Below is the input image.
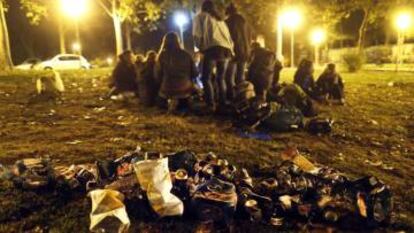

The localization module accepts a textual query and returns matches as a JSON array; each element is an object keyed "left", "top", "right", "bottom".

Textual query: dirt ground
[{"left": 0, "top": 68, "right": 413, "bottom": 232}]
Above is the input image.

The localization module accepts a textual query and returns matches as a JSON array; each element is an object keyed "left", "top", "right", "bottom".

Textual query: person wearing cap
[
  {"left": 316, "top": 63, "right": 345, "bottom": 104},
  {"left": 193, "top": 0, "right": 234, "bottom": 113},
  {"left": 224, "top": 3, "right": 251, "bottom": 101}
]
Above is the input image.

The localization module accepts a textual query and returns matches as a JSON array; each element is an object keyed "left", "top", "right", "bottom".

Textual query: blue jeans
[
  {"left": 202, "top": 58, "right": 229, "bottom": 106},
  {"left": 225, "top": 61, "right": 247, "bottom": 100}
]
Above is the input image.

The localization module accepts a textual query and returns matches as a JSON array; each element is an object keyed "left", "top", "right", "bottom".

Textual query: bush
[
  {"left": 364, "top": 46, "right": 392, "bottom": 65},
  {"left": 342, "top": 53, "right": 364, "bottom": 72}
]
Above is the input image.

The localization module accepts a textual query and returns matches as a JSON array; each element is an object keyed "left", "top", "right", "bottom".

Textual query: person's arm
[
  {"left": 189, "top": 54, "right": 198, "bottom": 81},
  {"left": 154, "top": 58, "right": 163, "bottom": 85}
]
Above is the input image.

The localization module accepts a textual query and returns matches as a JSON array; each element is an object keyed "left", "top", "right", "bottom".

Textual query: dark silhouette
[
  {"left": 293, "top": 59, "right": 316, "bottom": 97},
  {"left": 155, "top": 32, "right": 198, "bottom": 110},
  {"left": 225, "top": 3, "right": 251, "bottom": 100},
  {"left": 108, "top": 50, "right": 138, "bottom": 96},
  {"left": 316, "top": 63, "right": 345, "bottom": 104}
]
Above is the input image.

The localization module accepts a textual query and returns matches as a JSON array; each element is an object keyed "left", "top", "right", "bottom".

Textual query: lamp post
[
  {"left": 394, "top": 12, "right": 412, "bottom": 72},
  {"left": 310, "top": 28, "right": 326, "bottom": 67},
  {"left": 72, "top": 42, "right": 81, "bottom": 54},
  {"left": 174, "top": 12, "right": 189, "bottom": 47},
  {"left": 276, "top": 13, "right": 283, "bottom": 62},
  {"left": 61, "top": 0, "right": 88, "bottom": 55},
  {"left": 280, "top": 8, "right": 302, "bottom": 68}
]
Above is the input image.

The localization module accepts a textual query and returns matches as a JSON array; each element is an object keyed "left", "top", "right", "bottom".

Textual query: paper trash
[
  {"left": 88, "top": 189, "right": 130, "bottom": 233},
  {"left": 133, "top": 157, "right": 184, "bottom": 217}
]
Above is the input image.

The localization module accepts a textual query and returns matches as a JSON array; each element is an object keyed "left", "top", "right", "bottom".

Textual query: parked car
[
  {"left": 14, "top": 58, "right": 41, "bottom": 70},
  {"left": 34, "top": 54, "right": 91, "bottom": 70}
]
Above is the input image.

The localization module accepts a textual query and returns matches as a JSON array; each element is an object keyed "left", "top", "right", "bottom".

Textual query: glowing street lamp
[
  {"left": 72, "top": 42, "right": 81, "bottom": 54},
  {"left": 394, "top": 11, "right": 412, "bottom": 71},
  {"left": 61, "top": 0, "right": 88, "bottom": 55},
  {"left": 61, "top": 0, "right": 87, "bottom": 18},
  {"left": 280, "top": 8, "right": 302, "bottom": 68},
  {"left": 106, "top": 57, "right": 114, "bottom": 66},
  {"left": 174, "top": 12, "right": 189, "bottom": 47},
  {"left": 310, "top": 28, "right": 327, "bottom": 67}
]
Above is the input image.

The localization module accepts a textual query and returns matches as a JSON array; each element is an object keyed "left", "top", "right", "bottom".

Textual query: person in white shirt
[{"left": 193, "top": 0, "right": 234, "bottom": 113}]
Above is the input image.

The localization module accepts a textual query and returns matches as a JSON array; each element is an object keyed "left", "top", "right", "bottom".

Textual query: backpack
[
  {"left": 234, "top": 101, "right": 273, "bottom": 130},
  {"left": 306, "top": 118, "right": 333, "bottom": 134},
  {"left": 262, "top": 105, "right": 304, "bottom": 132}
]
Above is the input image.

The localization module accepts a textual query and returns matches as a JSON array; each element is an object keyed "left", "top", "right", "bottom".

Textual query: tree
[
  {"left": 96, "top": 0, "right": 165, "bottom": 56},
  {"left": 0, "top": 0, "right": 13, "bottom": 68},
  {"left": 20, "top": 0, "right": 66, "bottom": 54},
  {"left": 346, "top": 0, "right": 395, "bottom": 53},
  {"left": 308, "top": 0, "right": 349, "bottom": 47},
  {"left": 124, "top": 1, "right": 163, "bottom": 50}
]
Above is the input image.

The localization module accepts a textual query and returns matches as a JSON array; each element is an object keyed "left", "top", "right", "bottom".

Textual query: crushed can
[{"left": 192, "top": 178, "right": 238, "bottom": 225}]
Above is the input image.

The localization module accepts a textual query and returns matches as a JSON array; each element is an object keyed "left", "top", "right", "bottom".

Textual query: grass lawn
[{"left": 0, "top": 68, "right": 413, "bottom": 232}]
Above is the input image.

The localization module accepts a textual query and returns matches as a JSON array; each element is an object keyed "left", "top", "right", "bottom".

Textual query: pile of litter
[{"left": 0, "top": 147, "right": 393, "bottom": 232}]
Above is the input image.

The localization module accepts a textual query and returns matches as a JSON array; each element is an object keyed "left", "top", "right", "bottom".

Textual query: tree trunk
[
  {"left": 0, "top": 1, "right": 13, "bottom": 69},
  {"left": 113, "top": 15, "right": 123, "bottom": 57},
  {"left": 357, "top": 8, "right": 369, "bottom": 54},
  {"left": 58, "top": 17, "right": 66, "bottom": 54},
  {"left": 125, "top": 22, "right": 132, "bottom": 51}
]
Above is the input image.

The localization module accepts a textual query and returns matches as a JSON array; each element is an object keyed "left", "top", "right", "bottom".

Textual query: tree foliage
[{"left": 19, "top": 0, "right": 50, "bottom": 25}]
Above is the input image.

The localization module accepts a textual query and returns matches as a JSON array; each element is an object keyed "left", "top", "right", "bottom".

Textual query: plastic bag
[
  {"left": 133, "top": 157, "right": 184, "bottom": 217},
  {"left": 88, "top": 189, "right": 130, "bottom": 233}
]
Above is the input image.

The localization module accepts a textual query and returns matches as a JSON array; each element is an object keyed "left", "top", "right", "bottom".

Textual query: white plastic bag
[
  {"left": 88, "top": 189, "right": 130, "bottom": 233},
  {"left": 133, "top": 157, "right": 183, "bottom": 217},
  {"left": 36, "top": 71, "right": 65, "bottom": 94}
]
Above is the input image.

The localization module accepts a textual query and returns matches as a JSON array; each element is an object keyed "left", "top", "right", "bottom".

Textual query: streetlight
[
  {"left": 72, "top": 42, "right": 81, "bottom": 54},
  {"left": 394, "top": 11, "right": 412, "bottom": 71},
  {"left": 310, "top": 28, "right": 327, "bottom": 67},
  {"left": 61, "top": 0, "right": 88, "bottom": 55},
  {"left": 280, "top": 8, "right": 302, "bottom": 68},
  {"left": 174, "top": 12, "right": 189, "bottom": 47},
  {"left": 106, "top": 57, "right": 114, "bottom": 66}
]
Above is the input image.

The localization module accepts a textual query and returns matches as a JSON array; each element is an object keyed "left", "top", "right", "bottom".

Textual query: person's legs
[
  {"left": 216, "top": 60, "right": 229, "bottom": 106},
  {"left": 253, "top": 83, "right": 266, "bottom": 102},
  {"left": 201, "top": 58, "right": 216, "bottom": 108},
  {"left": 225, "top": 60, "right": 236, "bottom": 101},
  {"left": 235, "top": 61, "right": 247, "bottom": 84}
]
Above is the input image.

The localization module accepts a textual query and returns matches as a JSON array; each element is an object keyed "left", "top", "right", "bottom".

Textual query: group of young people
[{"left": 108, "top": 0, "right": 345, "bottom": 116}]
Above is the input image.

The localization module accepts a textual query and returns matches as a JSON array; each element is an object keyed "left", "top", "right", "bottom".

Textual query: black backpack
[
  {"left": 262, "top": 105, "right": 304, "bottom": 132},
  {"left": 307, "top": 118, "right": 333, "bottom": 135}
]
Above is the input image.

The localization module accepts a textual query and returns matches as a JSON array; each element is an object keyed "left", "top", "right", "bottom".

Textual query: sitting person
[
  {"left": 272, "top": 83, "right": 318, "bottom": 117},
  {"left": 316, "top": 63, "right": 345, "bottom": 104},
  {"left": 248, "top": 42, "right": 281, "bottom": 102},
  {"left": 138, "top": 50, "right": 158, "bottom": 107},
  {"left": 293, "top": 58, "right": 315, "bottom": 97},
  {"left": 108, "top": 50, "right": 138, "bottom": 97},
  {"left": 155, "top": 32, "right": 197, "bottom": 112}
]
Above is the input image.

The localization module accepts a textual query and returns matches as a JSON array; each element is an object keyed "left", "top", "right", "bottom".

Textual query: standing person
[
  {"left": 155, "top": 32, "right": 198, "bottom": 112},
  {"left": 224, "top": 3, "right": 251, "bottom": 101},
  {"left": 316, "top": 63, "right": 345, "bottom": 104},
  {"left": 108, "top": 50, "right": 138, "bottom": 97},
  {"left": 293, "top": 59, "right": 316, "bottom": 97},
  {"left": 138, "top": 50, "right": 158, "bottom": 107},
  {"left": 193, "top": 0, "right": 234, "bottom": 113}
]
